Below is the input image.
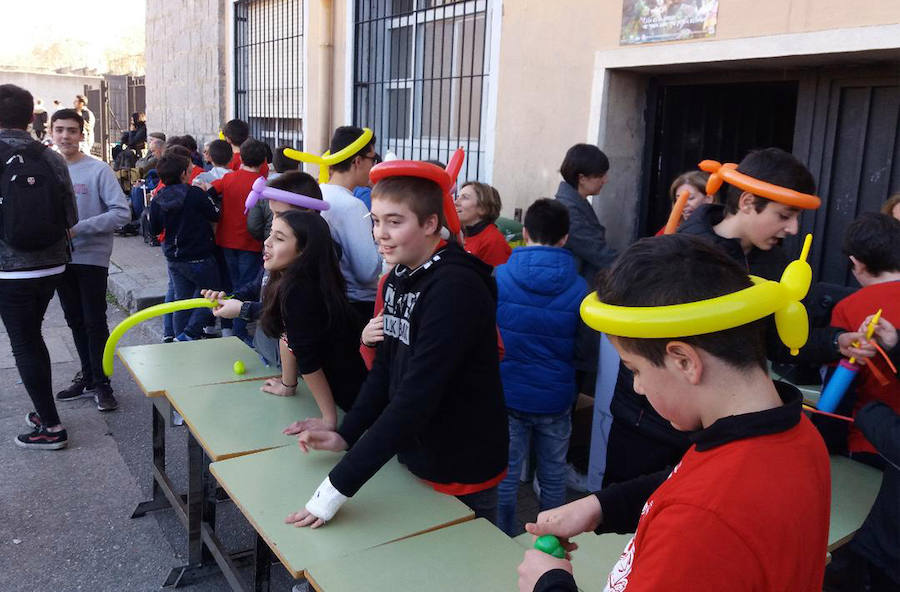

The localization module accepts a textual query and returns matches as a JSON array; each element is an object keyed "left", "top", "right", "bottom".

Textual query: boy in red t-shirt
[
  {"left": 828, "top": 212, "right": 900, "bottom": 459},
  {"left": 207, "top": 139, "right": 266, "bottom": 344},
  {"left": 517, "top": 235, "right": 830, "bottom": 592},
  {"left": 222, "top": 118, "right": 269, "bottom": 177}
]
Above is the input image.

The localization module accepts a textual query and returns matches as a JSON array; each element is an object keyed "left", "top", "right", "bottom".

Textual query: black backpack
[{"left": 0, "top": 140, "right": 68, "bottom": 251}]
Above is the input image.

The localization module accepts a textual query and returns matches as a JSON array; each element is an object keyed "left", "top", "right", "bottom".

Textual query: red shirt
[
  {"left": 829, "top": 281, "right": 900, "bottom": 454},
  {"left": 211, "top": 169, "right": 264, "bottom": 252},
  {"left": 188, "top": 165, "right": 204, "bottom": 183},
  {"left": 463, "top": 223, "right": 511, "bottom": 267},
  {"left": 229, "top": 152, "right": 269, "bottom": 178},
  {"left": 606, "top": 416, "right": 830, "bottom": 591}
]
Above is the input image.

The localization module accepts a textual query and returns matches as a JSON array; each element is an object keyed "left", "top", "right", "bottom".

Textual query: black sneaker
[
  {"left": 15, "top": 426, "right": 68, "bottom": 450},
  {"left": 55, "top": 371, "right": 94, "bottom": 401},
  {"left": 94, "top": 383, "right": 119, "bottom": 412},
  {"left": 25, "top": 412, "right": 42, "bottom": 429}
]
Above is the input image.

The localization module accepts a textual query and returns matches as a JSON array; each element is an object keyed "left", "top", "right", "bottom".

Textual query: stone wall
[{"left": 145, "top": 0, "right": 228, "bottom": 145}]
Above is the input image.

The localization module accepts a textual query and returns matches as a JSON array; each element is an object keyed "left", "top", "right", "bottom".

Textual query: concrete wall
[
  {"left": 0, "top": 70, "right": 102, "bottom": 111},
  {"left": 145, "top": 0, "right": 228, "bottom": 144}
]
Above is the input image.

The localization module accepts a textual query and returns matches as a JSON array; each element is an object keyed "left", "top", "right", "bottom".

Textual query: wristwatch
[
  {"left": 239, "top": 301, "right": 254, "bottom": 322},
  {"left": 832, "top": 329, "right": 845, "bottom": 354}
]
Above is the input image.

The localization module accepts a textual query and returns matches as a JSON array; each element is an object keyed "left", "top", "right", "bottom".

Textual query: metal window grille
[
  {"left": 353, "top": 0, "right": 490, "bottom": 181},
  {"left": 234, "top": 0, "right": 305, "bottom": 152}
]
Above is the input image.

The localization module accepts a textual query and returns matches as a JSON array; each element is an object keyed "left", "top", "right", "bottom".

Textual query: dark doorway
[
  {"left": 803, "top": 79, "right": 900, "bottom": 287},
  {"left": 643, "top": 81, "right": 799, "bottom": 235}
]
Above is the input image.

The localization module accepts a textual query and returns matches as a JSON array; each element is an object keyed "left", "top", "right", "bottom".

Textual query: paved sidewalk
[{"left": 108, "top": 234, "right": 169, "bottom": 318}]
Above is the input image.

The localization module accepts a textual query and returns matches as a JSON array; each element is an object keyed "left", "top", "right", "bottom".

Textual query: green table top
[
  {"left": 165, "top": 378, "right": 337, "bottom": 461},
  {"left": 209, "top": 445, "right": 474, "bottom": 579},
  {"left": 829, "top": 454, "right": 882, "bottom": 551},
  {"left": 509, "top": 455, "right": 881, "bottom": 590},
  {"left": 513, "top": 531, "right": 629, "bottom": 592},
  {"left": 306, "top": 519, "right": 523, "bottom": 592},
  {"left": 116, "top": 337, "right": 280, "bottom": 397}
]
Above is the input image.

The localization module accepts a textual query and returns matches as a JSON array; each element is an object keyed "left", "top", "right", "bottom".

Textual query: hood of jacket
[
  {"left": 155, "top": 183, "right": 189, "bottom": 214},
  {"left": 500, "top": 246, "right": 579, "bottom": 297}
]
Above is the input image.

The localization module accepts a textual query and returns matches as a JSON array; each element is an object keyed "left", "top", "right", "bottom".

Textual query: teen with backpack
[{"left": 0, "top": 84, "right": 79, "bottom": 450}]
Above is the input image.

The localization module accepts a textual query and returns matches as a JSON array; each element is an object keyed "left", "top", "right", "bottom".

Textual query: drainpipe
[{"left": 319, "top": 0, "right": 334, "bottom": 153}]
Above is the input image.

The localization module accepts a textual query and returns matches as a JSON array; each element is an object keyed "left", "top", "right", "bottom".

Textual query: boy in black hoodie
[
  {"left": 284, "top": 166, "right": 509, "bottom": 527},
  {"left": 149, "top": 153, "right": 221, "bottom": 341}
]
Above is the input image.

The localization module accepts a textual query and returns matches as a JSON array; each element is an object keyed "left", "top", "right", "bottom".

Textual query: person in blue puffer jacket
[{"left": 495, "top": 198, "right": 589, "bottom": 536}]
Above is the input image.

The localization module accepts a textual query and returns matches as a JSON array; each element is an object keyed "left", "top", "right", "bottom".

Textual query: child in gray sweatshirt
[{"left": 50, "top": 108, "right": 130, "bottom": 412}]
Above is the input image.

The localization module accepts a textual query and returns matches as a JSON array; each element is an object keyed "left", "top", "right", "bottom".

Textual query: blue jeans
[
  {"left": 166, "top": 257, "right": 220, "bottom": 338},
  {"left": 221, "top": 248, "right": 262, "bottom": 342},
  {"left": 162, "top": 276, "right": 175, "bottom": 338},
  {"left": 497, "top": 408, "right": 571, "bottom": 536}
]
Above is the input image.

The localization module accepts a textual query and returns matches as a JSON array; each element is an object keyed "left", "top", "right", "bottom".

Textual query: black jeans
[
  {"left": 0, "top": 275, "right": 62, "bottom": 426},
  {"left": 56, "top": 264, "right": 111, "bottom": 388}
]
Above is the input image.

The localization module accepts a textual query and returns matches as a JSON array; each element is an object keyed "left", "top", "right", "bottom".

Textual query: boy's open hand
[
  {"left": 517, "top": 549, "right": 573, "bottom": 592},
  {"left": 283, "top": 417, "right": 336, "bottom": 435},
  {"left": 361, "top": 314, "right": 384, "bottom": 347},
  {"left": 858, "top": 314, "right": 898, "bottom": 352},
  {"left": 285, "top": 508, "right": 325, "bottom": 530},
  {"left": 297, "top": 430, "right": 347, "bottom": 453}
]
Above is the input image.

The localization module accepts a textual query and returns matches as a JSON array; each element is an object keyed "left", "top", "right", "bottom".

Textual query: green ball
[
  {"left": 534, "top": 535, "right": 565, "bottom": 558},
  {"left": 233, "top": 360, "right": 246, "bottom": 375}
]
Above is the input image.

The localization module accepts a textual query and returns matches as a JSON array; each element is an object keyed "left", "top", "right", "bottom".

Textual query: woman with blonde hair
[{"left": 455, "top": 181, "right": 511, "bottom": 266}]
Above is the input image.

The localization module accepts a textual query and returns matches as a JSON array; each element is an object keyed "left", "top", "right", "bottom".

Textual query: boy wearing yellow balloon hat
[{"left": 517, "top": 234, "right": 830, "bottom": 592}]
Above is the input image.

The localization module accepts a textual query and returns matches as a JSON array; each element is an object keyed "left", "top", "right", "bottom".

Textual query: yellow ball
[{"left": 233, "top": 360, "right": 246, "bottom": 375}]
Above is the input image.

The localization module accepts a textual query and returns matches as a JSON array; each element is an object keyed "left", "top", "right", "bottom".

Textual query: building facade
[{"left": 145, "top": 0, "right": 900, "bottom": 284}]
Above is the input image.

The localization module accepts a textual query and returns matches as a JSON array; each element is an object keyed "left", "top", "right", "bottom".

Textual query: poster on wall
[{"left": 620, "top": 0, "right": 718, "bottom": 45}]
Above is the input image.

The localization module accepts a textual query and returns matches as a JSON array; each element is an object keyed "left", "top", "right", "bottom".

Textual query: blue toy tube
[{"left": 818, "top": 360, "right": 859, "bottom": 413}]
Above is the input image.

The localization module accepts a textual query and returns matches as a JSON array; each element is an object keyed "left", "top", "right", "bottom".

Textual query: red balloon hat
[{"left": 369, "top": 148, "right": 465, "bottom": 236}]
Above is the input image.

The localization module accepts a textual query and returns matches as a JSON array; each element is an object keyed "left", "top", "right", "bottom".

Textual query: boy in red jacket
[
  {"left": 518, "top": 234, "right": 831, "bottom": 592},
  {"left": 827, "top": 212, "right": 900, "bottom": 459}
]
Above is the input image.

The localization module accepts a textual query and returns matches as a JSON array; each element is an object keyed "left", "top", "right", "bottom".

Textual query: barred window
[
  {"left": 234, "top": 0, "right": 305, "bottom": 151},
  {"left": 354, "top": 0, "right": 490, "bottom": 181}
]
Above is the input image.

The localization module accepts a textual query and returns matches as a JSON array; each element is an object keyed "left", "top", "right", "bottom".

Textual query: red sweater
[
  {"left": 463, "top": 222, "right": 511, "bottom": 267},
  {"left": 211, "top": 169, "right": 264, "bottom": 252},
  {"left": 830, "top": 281, "right": 900, "bottom": 454},
  {"left": 605, "top": 415, "right": 830, "bottom": 591},
  {"left": 229, "top": 152, "right": 269, "bottom": 178}
]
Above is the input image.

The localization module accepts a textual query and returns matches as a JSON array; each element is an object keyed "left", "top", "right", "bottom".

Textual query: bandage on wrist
[{"left": 305, "top": 476, "right": 348, "bottom": 522}]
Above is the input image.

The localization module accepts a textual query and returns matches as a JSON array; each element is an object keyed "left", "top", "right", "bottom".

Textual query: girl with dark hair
[{"left": 213, "top": 210, "right": 367, "bottom": 428}]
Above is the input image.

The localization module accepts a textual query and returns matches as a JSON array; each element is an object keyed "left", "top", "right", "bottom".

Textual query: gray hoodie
[{"left": 67, "top": 154, "right": 131, "bottom": 267}]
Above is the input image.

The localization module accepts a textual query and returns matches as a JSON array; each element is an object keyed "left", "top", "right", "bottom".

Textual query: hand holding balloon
[{"left": 858, "top": 314, "right": 898, "bottom": 352}]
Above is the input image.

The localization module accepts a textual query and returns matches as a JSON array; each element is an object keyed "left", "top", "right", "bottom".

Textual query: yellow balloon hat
[
  {"left": 283, "top": 128, "right": 374, "bottom": 183},
  {"left": 580, "top": 234, "right": 814, "bottom": 355}
]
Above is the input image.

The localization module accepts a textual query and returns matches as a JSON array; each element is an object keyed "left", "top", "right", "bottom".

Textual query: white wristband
[{"left": 305, "top": 476, "right": 348, "bottom": 522}]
